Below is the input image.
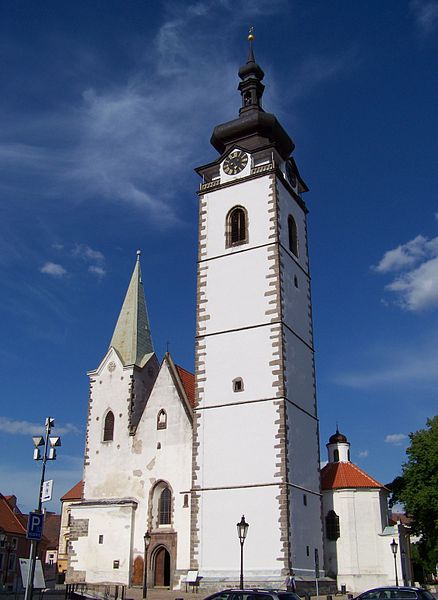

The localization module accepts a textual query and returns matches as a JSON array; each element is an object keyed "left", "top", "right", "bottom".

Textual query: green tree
[{"left": 389, "top": 415, "right": 438, "bottom": 576}]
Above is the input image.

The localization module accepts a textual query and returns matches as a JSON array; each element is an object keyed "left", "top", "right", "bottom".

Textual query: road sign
[
  {"left": 26, "top": 511, "right": 44, "bottom": 540},
  {"left": 19, "top": 558, "right": 46, "bottom": 588},
  {"left": 41, "top": 480, "right": 53, "bottom": 503}
]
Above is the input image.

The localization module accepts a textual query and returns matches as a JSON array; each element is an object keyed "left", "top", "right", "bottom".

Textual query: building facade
[{"left": 321, "top": 430, "right": 413, "bottom": 594}]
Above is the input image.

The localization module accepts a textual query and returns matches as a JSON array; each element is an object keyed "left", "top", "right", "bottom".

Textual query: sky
[{"left": 1, "top": 0, "right": 437, "bottom": 514}]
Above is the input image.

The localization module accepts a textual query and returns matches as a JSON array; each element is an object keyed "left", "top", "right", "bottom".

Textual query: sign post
[{"left": 315, "top": 548, "right": 320, "bottom": 600}]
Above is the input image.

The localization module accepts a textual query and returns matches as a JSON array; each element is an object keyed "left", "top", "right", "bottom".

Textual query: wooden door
[{"left": 154, "top": 547, "right": 170, "bottom": 587}]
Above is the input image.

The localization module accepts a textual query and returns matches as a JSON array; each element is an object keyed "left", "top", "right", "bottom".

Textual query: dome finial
[
  {"left": 136, "top": 249, "right": 141, "bottom": 261},
  {"left": 247, "top": 26, "right": 255, "bottom": 63}
]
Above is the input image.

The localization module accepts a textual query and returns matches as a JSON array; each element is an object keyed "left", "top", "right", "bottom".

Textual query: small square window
[
  {"left": 99, "top": 535, "right": 104, "bottom": 544},
  {"left": 113, "top": 560, "right": 119, "bottom": 569},
  {"left": 233, "top": 378, "right": 244, "bottom": 392}
]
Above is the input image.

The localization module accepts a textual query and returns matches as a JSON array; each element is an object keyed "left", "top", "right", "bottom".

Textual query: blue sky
[{"left": 1, "top": 0, "right": 437, "bottom": 514}]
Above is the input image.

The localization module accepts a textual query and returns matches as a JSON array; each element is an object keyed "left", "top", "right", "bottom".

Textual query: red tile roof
[
  {"left": 43, "top": 513, "right": 61, "bottom": 547},
  {"left": 61, "top": 481, "right": 84, "bottom": 501},
  {"left": 0, "top": 494, "right": 27, "bottom": 535},
  {"left": 176, "top": 365, "right": 195, "bottom": 407},
  {"left": 321, "top": 461, "right": 386, "bottom": 490}
]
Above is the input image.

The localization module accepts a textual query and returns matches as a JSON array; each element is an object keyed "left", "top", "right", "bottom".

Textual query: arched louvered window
[
  {"left": 227, "top": 206, "right": 248, "bottom": 247},
  {"left": 326, "top": 510, "right": 340, "bottom": 541},
  {"left": 103, "top": 411, "right": 114, "bottom": 442},
  {"left": 288, "top": 215, "right": 299, "bottom": 257},
  {"left": 157, "top": 409, "right": 167, "bottom": 430},
  {"left": 159, "top": 487, "right": 171, "bottom": 525}
]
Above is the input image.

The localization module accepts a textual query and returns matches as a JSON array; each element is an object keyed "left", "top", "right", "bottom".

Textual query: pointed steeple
[{"left": 109, "top": 251, "right": 154, "bottom": 367}]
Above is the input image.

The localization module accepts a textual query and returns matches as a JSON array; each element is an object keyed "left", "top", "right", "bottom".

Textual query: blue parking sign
[{"left": 26, "top": 512, "right": 44, "bottom": 540}]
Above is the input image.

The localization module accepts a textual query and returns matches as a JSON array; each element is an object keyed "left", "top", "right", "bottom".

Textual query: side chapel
[{"left": 65, "top": 34, "right": 324, "bottom": 590}]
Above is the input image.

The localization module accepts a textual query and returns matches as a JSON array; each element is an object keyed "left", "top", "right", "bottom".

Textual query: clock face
[
  {"left": 223, "top": 150, "right": 249, "bottom": 175},
  {"left": 286, "top": 161, "right": 297, "bottom": 187}
]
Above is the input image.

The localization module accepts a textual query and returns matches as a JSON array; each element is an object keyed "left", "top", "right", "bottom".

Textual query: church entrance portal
[{"left": 154, "top": 546, "right": 171, "bottom": 587}]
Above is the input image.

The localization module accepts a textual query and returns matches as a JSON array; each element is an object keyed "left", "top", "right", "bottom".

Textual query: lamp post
[
  {"left": 24, "top": 417, "right": 61, "bottom": 600},
  {"left": 142, "top": 531, "right": 151, "bottom": 599},
  {"left": 390, "top": 538, "right": 399, "bottom": 587},
  {"left": 237, "top": 515, "right": 249, "bottom": 590}
]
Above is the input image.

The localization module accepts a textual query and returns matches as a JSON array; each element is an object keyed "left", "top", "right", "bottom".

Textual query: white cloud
[
  {"left": 333, "top": 334, "right": 438, "bottom": 389},
  {"left": 0, "top": 416, "right": 80, "bottom": 435},
  {"left": 358, "top": 450, "right": 369, "bottom": 458},
  {"left": 88, "top": 265, "right": 106, "bottom": 278},
  {"left": 386, "top": 256, "right": 438, "bottom": 311},
  {"left": 373, "top": 233, "right": 438, "bottom": 311},
  {"left": 0, "top": 458, "right": 83, "bottom": 513},
  {"left": 385, "top": 433, "right": 408, "bottom": 446},
  {"left": 40, "top": 261, "right": 67, "bottom": 277},
  {"left": 410, "top": 0, "right": 438, "bottom": 34},
  {"left": 72, "top": 244, "right": 104, "bottom": 263},
  {"left": 0, "top": 0, "right": 351, "bottom": 227}
]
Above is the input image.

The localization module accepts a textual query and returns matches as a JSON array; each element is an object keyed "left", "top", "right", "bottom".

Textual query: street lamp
[
  {"left": 237, "top": 515, "right": 249, "bottom": 590},
  {"left": 390, "top": 538, "right": 399, "bottom": 587},
  {"left": 142, "top": 531, "right": 151, "bottom": 599},
  {"left": 24, "top": 417, "right": 61, "bottom": 600}
]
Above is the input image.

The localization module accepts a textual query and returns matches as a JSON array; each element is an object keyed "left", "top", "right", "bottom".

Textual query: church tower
[{"left": 192, "top": 34, "right": 323, "bottom": 584}]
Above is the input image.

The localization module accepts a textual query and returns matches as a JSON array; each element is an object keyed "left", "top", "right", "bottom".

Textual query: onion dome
[
  {"left": 329, "top": 428, "right": 348, "bottom": 444},
  {"left": 210, "top": 30, "right": 294, "bottom": 159}
]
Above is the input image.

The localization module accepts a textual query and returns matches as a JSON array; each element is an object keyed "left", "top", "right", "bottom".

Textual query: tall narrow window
[
  {"left": 103, "top": 411, "right": 115, "bottom": 441},
  {"left": 333, "top": 449, "right": 340, "bottom": 462},
  {"left": 326, "top": 510, "right": 340, "bottom": 540},
  {"left": 288, "top": 215, "right": 299, "bottom": 257},
  {"left": 227, "top": 206, "right": 248, "bottom": 247},
  {"left": 159, "top": 487, "right": 171, "bottom": 525}
]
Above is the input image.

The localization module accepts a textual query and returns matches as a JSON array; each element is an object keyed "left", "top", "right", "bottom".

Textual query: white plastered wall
[
  {"left": 69, "top": 502, "right": 135, "bottom": 585},
  {"left": 322, "top": 488, "right": 403, "bottom": 594},
  {"left": 72, "top": 354, "right": 192, "bottom": 583}
]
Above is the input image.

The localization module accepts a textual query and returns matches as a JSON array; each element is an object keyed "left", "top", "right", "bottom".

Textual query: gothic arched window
[
  {"left": 227, "top": 206, "right": 248, "bottom": 247},
  {"left": 103, "top": 411, "right": 114, "bottom": 442},
  {"left": 288, "top": 215, "right": 299, "bottom": 257},
  {"left": 159, "top": 487, "right": 171, "bottom": 525},
  {"left": 325, "top": 510, "right": 340, "bottom": 541},
  {"left": 157, "top": 409, "right": 167, "bottom": 430}
]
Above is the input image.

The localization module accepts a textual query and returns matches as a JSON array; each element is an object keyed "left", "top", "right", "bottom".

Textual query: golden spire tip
[{"left": 248, "top": 26, "right": 254, "bottom": 42}]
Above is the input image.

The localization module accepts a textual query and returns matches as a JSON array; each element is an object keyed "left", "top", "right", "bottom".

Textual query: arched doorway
[{"left": 154, "top": 546, "right": 171, "bottom": 587}]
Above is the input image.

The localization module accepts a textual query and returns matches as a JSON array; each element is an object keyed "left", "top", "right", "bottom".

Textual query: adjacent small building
[{"left": 321, "top": 430, "right": 413, "bottom": 594}]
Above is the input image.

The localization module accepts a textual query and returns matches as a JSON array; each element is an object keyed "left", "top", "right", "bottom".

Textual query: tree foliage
[{"left": 389, "top": 415, "right": 438, "bottom": 574}]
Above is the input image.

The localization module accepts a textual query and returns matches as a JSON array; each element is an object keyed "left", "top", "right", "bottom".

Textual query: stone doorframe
[{"left": 148, "top": 531, "right": 177, "bottom": 589}]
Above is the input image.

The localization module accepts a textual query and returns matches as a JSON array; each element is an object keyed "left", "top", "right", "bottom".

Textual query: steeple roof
[
  {"left": 210, "top": 30, "right": 294, "bottom": 159},
  {"left": 109, "top": 252, "right": 154, "bottom": 367}
]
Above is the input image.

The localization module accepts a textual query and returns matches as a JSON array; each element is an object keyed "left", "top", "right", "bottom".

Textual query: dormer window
[{"left": 226, "top": 206, "right": 248, "bottom": 247}]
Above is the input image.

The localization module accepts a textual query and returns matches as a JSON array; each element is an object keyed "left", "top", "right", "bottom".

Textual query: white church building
[
  {"left": 65, "top": 36, "right": 323, "bottom": 591},
  {"left": 62, "top": 37, "right": 409, "bottom": 595}
]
